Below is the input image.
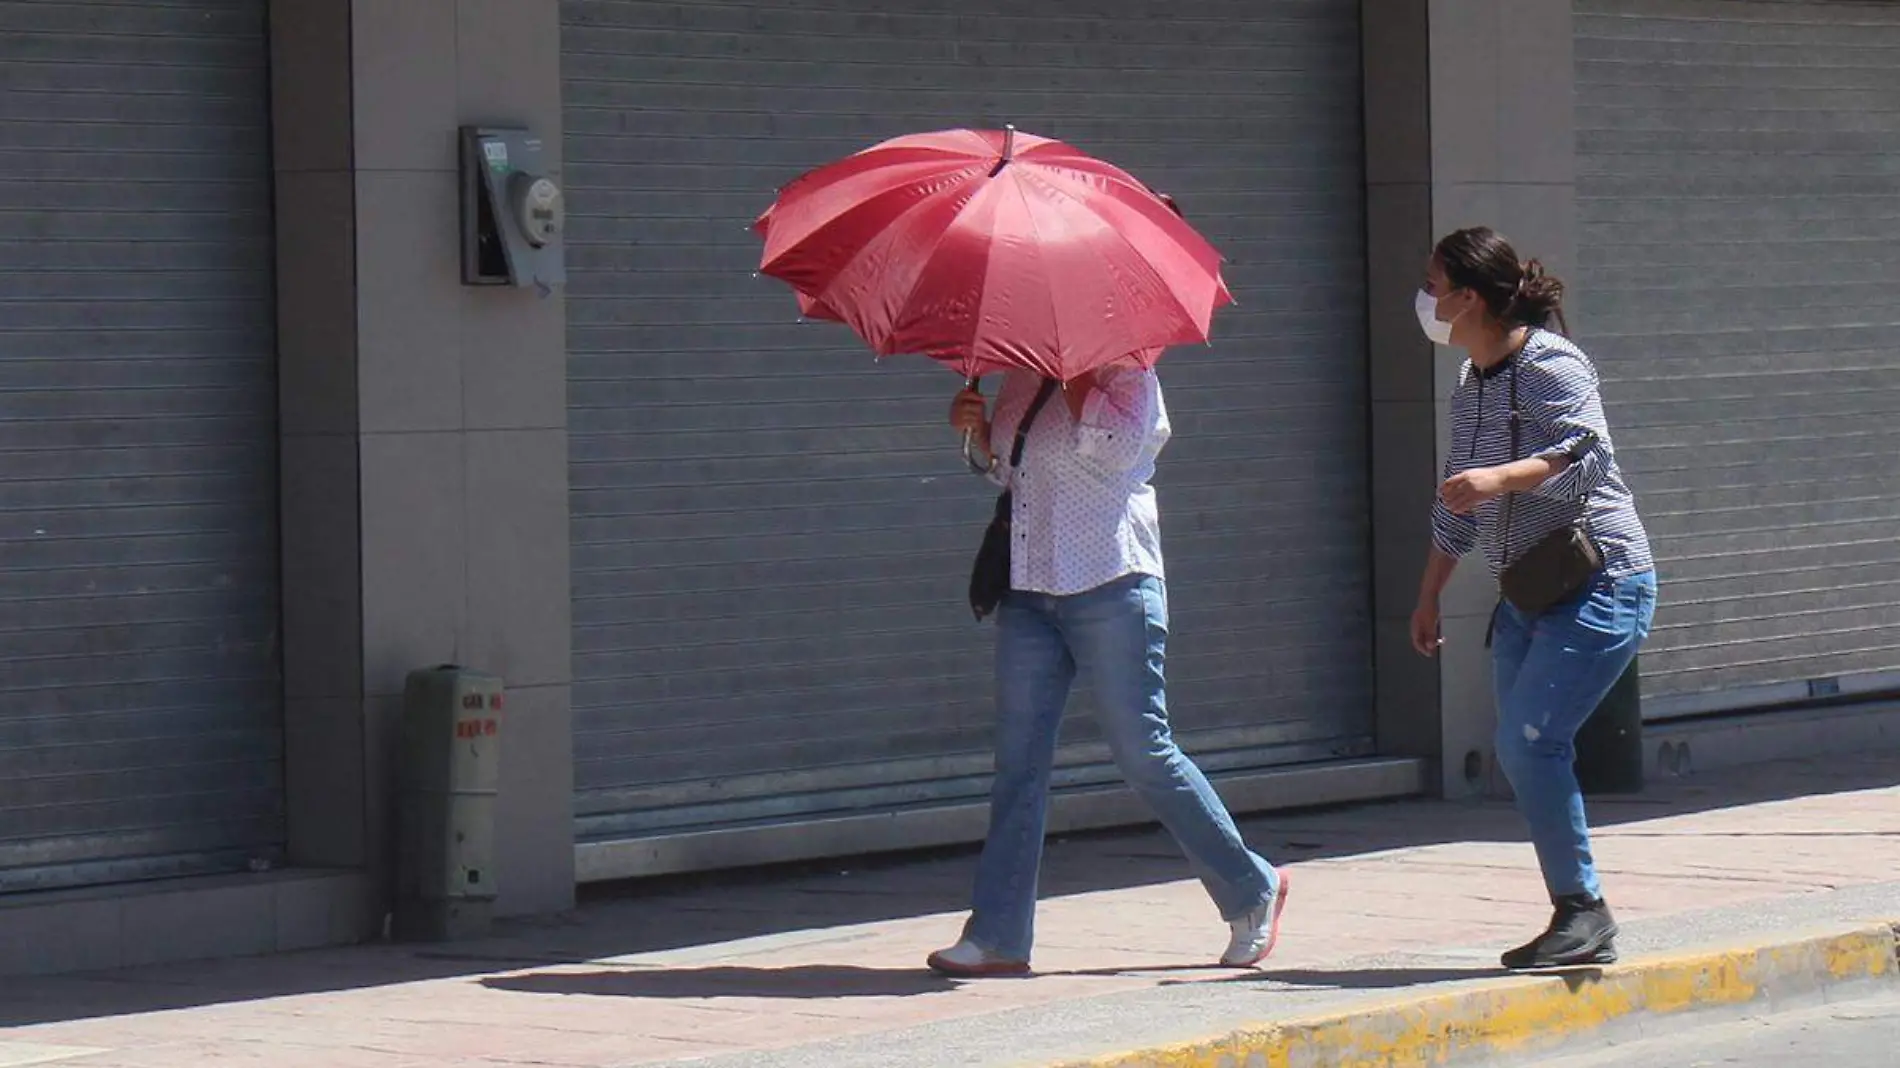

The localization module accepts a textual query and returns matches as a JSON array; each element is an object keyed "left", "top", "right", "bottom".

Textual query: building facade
[{"left": 2, "top": 0, "right": 1897, "bottom": 974}]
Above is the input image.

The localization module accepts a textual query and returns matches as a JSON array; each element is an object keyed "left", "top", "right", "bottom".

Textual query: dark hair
[{"left": 1433, "top": 226, "right": 1568, "bottom": 335}]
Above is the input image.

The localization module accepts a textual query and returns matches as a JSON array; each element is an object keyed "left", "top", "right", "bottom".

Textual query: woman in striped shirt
[{"left": 1410, "top": 227, "right": 1658, "bottom": 971}]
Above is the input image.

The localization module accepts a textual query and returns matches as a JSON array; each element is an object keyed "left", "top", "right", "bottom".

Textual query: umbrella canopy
[{"left": 754, "top": 128, "right": 1233, "bottom": 381}]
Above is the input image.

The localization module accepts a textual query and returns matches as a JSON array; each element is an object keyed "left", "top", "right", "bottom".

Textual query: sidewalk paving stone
[{"left": 2, "top": 751, "right": 1896, "bottom": 1067}]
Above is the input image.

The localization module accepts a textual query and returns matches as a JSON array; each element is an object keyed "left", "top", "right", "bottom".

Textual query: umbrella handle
[
  {"left": 962, "top": 429, "right": 994, "bottom": 475},
  {"left": 960, "top": 377, "right": 996, "bottom": 476}
]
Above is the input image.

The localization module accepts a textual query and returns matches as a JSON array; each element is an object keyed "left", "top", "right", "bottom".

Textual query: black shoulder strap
[
  {"left": 1008, "top": 378, "right": 1061, "bottom": 470},
  {"left": 1499, "top": 332, "right": 1530, "bottom": 559},
  {"left": 1486, "top": 337, "right": 1530, "bottom": 646}
]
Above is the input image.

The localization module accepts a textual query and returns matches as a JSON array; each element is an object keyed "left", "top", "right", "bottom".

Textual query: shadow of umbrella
[{"left": 481, "top": 964, "right": 956, "bottom": 1000}]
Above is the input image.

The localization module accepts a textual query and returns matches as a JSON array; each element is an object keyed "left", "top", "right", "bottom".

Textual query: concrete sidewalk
[{"left": 1, "top": 751, "right": 1897, "bottom": 1068}]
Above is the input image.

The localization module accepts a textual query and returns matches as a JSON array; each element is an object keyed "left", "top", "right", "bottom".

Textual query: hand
[
  {"left": 1440, "top": 466, "right": 1509, "bottom": 515},
  {"left": 949, "top": 388, "right": 989, "bottom": 437},
  {"left": 1410, "top": 598, "right": 1443, "bottom": 657}
]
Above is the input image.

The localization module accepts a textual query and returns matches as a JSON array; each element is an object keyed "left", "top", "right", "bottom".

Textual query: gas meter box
[
  {"left": 459, "top": 126, "right": 565, "bottom": 292},
  {"left": 394, "top": 664, "right": 503, "bottom": 942}
]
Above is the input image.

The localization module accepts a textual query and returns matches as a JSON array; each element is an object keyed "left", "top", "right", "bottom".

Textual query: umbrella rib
[
  {"left": 766, "top": 162, "right": 981, "bottom": 278},
  {"left": 1030, "top": 168, "right": 1210, "bottom": 339},
  {"left": 1009, "top": 172, "right": 1062, "bottom": 379},
  {"left": 855, "top": 178, "right": 986, "bottom": 362}
]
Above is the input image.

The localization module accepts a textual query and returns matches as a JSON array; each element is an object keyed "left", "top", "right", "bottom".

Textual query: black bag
[
  {"left": 1497, "top": 350, "right": 1602, "bottom": 616},
  {"left": 1500, "top": 523, "right": 1602, "bottom": 616},
  {"left": 969, "top": 379, "right": 1060, "bottom": 620}
]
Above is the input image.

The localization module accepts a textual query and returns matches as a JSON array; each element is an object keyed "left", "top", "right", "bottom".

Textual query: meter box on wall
[
  {"left": 459, "top": 126, "right": 565, "bottom": 292},
  {"left": 395, "top": 664, "right": 504, "bottom": 942}
]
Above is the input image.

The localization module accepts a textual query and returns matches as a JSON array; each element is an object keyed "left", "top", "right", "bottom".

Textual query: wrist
[{"left": 1501, "top": 457, "right": 1558, "bottom": 489}]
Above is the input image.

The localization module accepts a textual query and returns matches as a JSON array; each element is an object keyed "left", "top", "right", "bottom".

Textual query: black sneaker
[{"left": 1501, "top": 894, "right": 1619, "bottom": 970}]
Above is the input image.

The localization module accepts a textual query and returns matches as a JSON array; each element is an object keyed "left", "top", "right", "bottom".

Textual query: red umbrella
[{"left": 753, "top": 127, "right": 1233, "bottom": 383}]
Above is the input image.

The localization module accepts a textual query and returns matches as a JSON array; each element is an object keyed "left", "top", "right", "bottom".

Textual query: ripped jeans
[{"left": 1491, "top": 570, "right": 1657, "bottom": 902}]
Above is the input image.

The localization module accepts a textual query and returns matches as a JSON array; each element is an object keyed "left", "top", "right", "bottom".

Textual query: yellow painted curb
[{"left": 1050, "top": 922, "right": 1900, "bottom": 1068}]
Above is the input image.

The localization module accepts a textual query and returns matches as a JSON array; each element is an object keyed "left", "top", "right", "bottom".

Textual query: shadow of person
[
  {"left": 1552, "top": 966, "right": 1610, "bottom": 991},
  {"left": 1046, "top": 963, "right": 1247, "bottom": 980},
  {"left": 1226, "top": 965, "right": 1514, "bottom": 990},
  {"left": 481, "top": 964, "right": 956, "bottom": 1000}
]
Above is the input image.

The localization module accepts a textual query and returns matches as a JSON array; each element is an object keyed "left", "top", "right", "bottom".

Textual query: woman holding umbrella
[
  {"left": 929, "top": 360, "right": 1289, "bottom": 977},
  {"left": 755, "top": 129, "right": 1287, "bottom": 976}
]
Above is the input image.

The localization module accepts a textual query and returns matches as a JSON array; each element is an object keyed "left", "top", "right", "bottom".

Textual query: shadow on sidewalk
[
  {"left": 1239, "top": 965, "right": 1511, "bottom": 990},
  {"left": 477, "top": 960, "right": 1289, "bottom": 1002},
  {"left": 482, "top": 964, "right": 954, "bottom": 999},
  {"left": 560, "top": 746, "right": 1898, "bottom": 958},
  {"left": 1208, "top": 963, "right": 1605, "bottom": 994},
  {"left": 2, "top": 750, "right": 1892, "bottom": 1028}
]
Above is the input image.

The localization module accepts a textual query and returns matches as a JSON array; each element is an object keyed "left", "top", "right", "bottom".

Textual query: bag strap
[
  {"left": 1007, "top": 378, "right": 1061, "bottom": 473},
  {"left": 1486, "top": 336, "right": 1532, "bottom": 647},
  {"left": 1498, "top": 329, "right": 1594, "bottom": 564},
  {"left": 1499, "top": 344, "right": 1524, "bottom": 561}
]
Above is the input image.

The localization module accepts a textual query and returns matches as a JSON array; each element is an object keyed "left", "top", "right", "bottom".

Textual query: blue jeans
[
  {"left": 963, "top": 573, "right": 1278, "bottom": 960},
  {"left": 1491, "top": 570, "right": 1658, "bottom": 902}
]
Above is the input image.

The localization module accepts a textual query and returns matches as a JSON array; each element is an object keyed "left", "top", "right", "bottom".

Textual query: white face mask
[{"left": 1415, "top": 288, "right": 1455, "bottom": 346}]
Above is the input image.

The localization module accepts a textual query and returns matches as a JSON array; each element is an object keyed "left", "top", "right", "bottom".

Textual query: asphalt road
[{"left": 1525, "top": 988, "right": 1900, "bottom": 1067}]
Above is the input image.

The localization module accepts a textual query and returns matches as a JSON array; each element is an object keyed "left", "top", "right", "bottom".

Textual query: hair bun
[{"left": 1511, "top": 258, "right": 1566, "bottom": 328}]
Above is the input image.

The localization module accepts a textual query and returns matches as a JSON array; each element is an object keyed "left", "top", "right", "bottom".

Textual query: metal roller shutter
[
  {"left": 1576, "top": 0, "right": 1900, "bottom": 718},
  {"left": 0, "top": 0, "right": 282, "bottom": 891},
  {"left": 564, "top": 0, "right": 1373, "bottom": 875}
]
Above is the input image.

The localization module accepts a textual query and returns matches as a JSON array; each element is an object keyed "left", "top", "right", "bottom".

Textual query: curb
[{"left": 1049, "top": 921, "right": 1900, "bottom": 1068}]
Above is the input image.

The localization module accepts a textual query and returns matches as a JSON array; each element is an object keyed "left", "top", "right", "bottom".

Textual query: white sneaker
[
  {"left": 1220, "top": 868, "right": 1291, "bottom": 968},
  {"left": 926, "top": 937, "right": 1031, "bottom": 978}
]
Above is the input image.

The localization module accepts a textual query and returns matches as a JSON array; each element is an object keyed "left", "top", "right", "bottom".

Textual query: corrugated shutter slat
[
  {"left": 0, "top": 0, "right": 282, "bottom": 892},
  {"left": 564, "top": 0, "right": 1374, "bottom": 852},
  {"left": 1577, "top": 0, "right": 1900, "bottom": 717}
]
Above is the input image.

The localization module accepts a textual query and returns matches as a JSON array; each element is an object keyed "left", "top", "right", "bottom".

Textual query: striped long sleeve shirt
[{"left": 1432, "top": 329, "right": 1654, "bottom": 580}]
